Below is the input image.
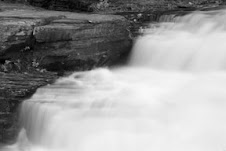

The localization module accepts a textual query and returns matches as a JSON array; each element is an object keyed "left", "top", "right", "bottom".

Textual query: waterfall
[
  {"left": 130, "top": 10, "right": 226, "bottom": 71},
  {"left": 3, "top": 9, "right": 226, "bottom": 151}
]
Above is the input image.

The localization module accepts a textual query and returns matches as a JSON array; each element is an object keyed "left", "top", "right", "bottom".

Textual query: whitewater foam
[{"left": 3, "top": 9, "right": 226, "bottom": 151}]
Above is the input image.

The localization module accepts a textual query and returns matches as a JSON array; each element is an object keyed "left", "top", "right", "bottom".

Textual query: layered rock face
[
  {"left": 32, "top": 13, "right": 131, "bottom": 70},
  {"left": 0, "top": 72, "right": 57, "bottom": 144},
  {"left": 0, "top": 2, "right": 131, "bottom": 143},
  {"left": 0, "top": 5, "right": 131, "bottom": 71}
]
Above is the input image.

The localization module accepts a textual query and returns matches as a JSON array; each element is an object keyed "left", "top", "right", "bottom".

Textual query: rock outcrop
[
  {"left": 0, "top": 2, "right": 131, "bottom": 144},
  {"left": 0, "top": 72, "right": 57, "bottom": 144},
  {"left": 0, "top": 2, "right": 132, "bottom": 71}
]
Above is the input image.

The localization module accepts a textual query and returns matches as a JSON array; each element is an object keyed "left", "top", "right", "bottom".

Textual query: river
[{"left": 2, "top": 9, "right": 226, "bottom": 151}]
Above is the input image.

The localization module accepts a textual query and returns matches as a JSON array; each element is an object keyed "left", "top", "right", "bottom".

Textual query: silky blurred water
[{"left": 3, "top": 9, "right": 226, "bottom": 151}]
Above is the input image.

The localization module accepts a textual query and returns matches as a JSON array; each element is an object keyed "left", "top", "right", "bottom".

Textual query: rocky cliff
[
  {"left": 0, "top": 2, "right": 131, "bottom": 144},
  {"left": 0, "top": 3, "right": 131, "bottom": 71}
]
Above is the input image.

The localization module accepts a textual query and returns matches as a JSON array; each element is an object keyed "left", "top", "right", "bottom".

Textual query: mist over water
[
  {"left": 3, "top": 9, "right": 226, "bottom": 151},
  {"left": 131, "top": 11, "right": 226, "bottom": 71}
]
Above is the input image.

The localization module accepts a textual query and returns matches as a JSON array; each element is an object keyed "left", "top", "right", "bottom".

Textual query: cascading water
[{"left": 3, "top": 9, "right": 226, "bottom": 151}]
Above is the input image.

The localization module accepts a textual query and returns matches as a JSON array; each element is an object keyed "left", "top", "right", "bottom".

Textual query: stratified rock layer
[
  {"left": 0, "top": 3, "right": 131, "bottom": 71},
  {"left": 0, "top": 2, "right": 131, "bottom": 144},
  {"left": 0, "top": 72, "right": 57, "bottom": 144}
]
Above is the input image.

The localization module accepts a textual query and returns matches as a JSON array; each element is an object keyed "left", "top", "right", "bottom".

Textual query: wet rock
[{"left": 0, "top": 72, "right": 57, "bottom": 144}]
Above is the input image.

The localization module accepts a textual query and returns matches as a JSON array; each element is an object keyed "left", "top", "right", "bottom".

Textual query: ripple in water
[{"left": 3, "top": 9, "right": 226, "bottom": 151}]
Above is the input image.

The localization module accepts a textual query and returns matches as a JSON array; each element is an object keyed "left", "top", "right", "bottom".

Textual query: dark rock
[
  {"left": 0, "top": 18, "right": 43, "bottom": 55},
  {"left": 0, "top": 3, "right": 132, "bottom": 71},
  {"left": 32, "top": 16, "right": 131, "bottom": 70},
  {"left": 27, "top": 0, "right": 98, "bottom": 11},
  {"left": 0, "top": 2, "right": 132, "bottom": 144},
  {"left": 0, "top": 72, "right": 57, "bottom": 144}
]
